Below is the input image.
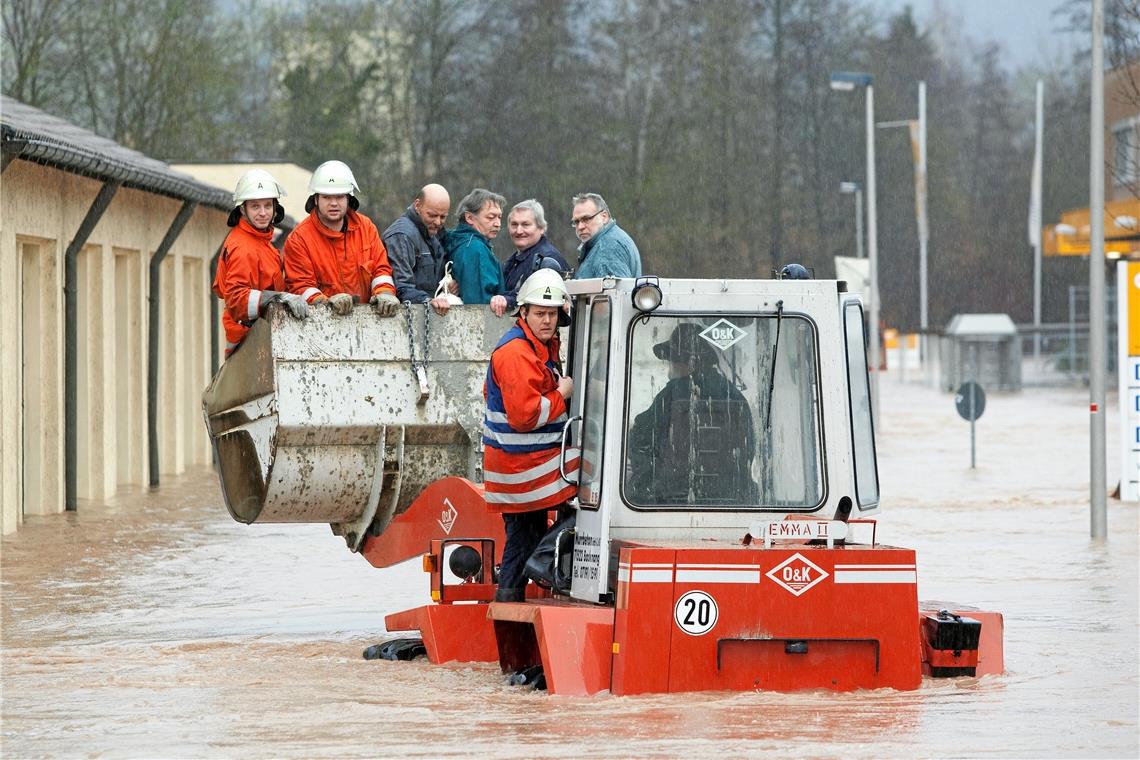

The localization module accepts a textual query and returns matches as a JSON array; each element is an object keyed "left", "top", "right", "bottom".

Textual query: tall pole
[
  {"left": 855, "top": 187, "right": 864, "bottom": 260},
  {"left": 917, "top": 81, "right": 929, "bottom": 380},
  {"left": 866, "top": 85, "right": 880, "bottom": 424},
  {"left": 1089, "top": 0, "right": 1107, "bottom": 539},
  {"left": 918, "top": 81, "right": 929, "bottom": 339},
  {"left": 1032, "top": 80, "right": 1045, "bottom": 365}
]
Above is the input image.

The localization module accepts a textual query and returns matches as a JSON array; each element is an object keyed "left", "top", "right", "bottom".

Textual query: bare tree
[{"left": 1, "top": 0, "right": 78, "bottom": 106}]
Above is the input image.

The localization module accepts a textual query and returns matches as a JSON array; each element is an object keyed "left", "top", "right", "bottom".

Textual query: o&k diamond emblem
[
  {"left": 766, "top": 553, "right": 828, "bottom": 596},
  {"left": 698, "top": 319, "right": 748, "bottom": 351}
]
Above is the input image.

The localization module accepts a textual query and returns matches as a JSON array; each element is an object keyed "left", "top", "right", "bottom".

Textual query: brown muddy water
[{"left": 2, "top": 376, "right": 1137, "bottom": 758}]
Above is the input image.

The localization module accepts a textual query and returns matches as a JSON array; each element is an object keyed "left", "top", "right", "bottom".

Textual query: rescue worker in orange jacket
[
  {"left": 482, "top": 269, "right": 578, "bottom": 602},
  {"left": 212, "top": 169, "right": 310, "bottom": 357},
  {"left": 284, "top": 160, "right": 401, "bottom": 317}
]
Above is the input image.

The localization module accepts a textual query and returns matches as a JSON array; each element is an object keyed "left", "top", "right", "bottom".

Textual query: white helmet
[
  {"left": 516, "top": 268, "right": 569, "bottom": 310},
  {"left": 232, "top": 169, "right": 286, "bottom": 207},
  {"left": 308, "top": 160, "right": 359, "bottom": 196}
]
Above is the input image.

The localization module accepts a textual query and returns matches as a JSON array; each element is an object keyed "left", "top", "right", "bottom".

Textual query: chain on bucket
[{"left": 403, "top": 301, "right": 432, "bottom": 403}]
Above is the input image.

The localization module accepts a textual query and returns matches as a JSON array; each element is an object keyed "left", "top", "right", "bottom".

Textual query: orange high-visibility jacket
[
  {"left": 212, "top": 218, "right": 284, "bottom": 356},
  {"left": 482, "top": 319, "right": 580, "bottom": 513},
  {"left": 284, "top": 209, "right": 396, "bottom": 304}
]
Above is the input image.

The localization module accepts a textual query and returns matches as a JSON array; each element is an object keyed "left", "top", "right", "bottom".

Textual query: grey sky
[{"left": 870, "top": 0, "right": 1081, "bottom": 68}]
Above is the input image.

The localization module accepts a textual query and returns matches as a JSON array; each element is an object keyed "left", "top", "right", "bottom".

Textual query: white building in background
[
  {"left": 171, "top": 162, "right": 312, "bottom": 225},
  {"left": 0, "top": 96, "right": 233, "bottom": 535}
]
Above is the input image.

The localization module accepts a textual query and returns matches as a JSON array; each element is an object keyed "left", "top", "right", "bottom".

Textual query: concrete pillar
[
  {"left": 158, "top": 253, "right": 185, "bottom": 475},
  {"left": 76, "top": 244, "right": 92, "bottom": 498},
  {"left": 19, "top": 237, "right": 64, "bottom": 516},
  {"left": 76, "top": 243, "right": 117, "bottom": 500},
  {"left": 182, "top": 256, "right": 208, "bottom": 466},
  {"left": 0, "top": 224, "right": 20, "bottom": 534},
  {"left": 114, "top": 247, "right": 147, "bottom": 487},
  {"left": 95, "top": 243, "right": 117, "bottom": 499}
]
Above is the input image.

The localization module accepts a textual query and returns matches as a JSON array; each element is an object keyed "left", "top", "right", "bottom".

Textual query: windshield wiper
[{"left": 765, "top": 300, "right": 784, "bottom": 429}]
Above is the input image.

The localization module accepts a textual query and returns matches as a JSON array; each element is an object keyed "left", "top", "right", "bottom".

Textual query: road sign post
[{"left": 955, "top": 381, "right": 986, "bottom": 469}]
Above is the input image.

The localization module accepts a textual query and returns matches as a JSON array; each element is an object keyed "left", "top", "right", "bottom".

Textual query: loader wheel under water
[{"left": 363, "top": 638, "right": 426, "bottom": 661}]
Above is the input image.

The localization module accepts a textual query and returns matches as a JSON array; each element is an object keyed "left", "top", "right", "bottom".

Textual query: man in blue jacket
[
  {"left": 447, "top": 188, "right": 507, "bottom": 306},
  {"left": 490, "top": 199, "right": 569, "bottom": 317},
  {"left": 382, "top": 183, "right": 454, "bottom": 315},
  {"left": 570, "top": 192, "right": 642, "bottom": 280}
]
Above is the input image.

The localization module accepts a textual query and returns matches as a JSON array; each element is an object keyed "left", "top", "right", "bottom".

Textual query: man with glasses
[{"left": 569, "top": 192, "right": 642, "bottom": 280}]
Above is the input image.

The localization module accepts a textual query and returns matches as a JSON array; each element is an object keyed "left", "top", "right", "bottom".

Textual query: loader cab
[{"left": 562, "top": 277, "right": 879, "bottom": 603}]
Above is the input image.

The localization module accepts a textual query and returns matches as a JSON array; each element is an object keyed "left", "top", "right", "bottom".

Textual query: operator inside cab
[{"left": 626, "top": 322, "right": 758, "bottom": 506}]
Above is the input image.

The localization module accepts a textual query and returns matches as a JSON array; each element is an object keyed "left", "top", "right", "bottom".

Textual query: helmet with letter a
[
  {"left": 515, "top": 268, "right": 571, "bottom": 325},
  {"left": 305, "top": 159, "right": 361, "bottom": 211},
  {"left": 228, "top": 169, "right": 287, "bottom": 227}
]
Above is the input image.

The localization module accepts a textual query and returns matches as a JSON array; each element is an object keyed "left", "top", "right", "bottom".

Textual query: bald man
[{"left": 382, "top": 183, "right": 455, "bottom": 315}]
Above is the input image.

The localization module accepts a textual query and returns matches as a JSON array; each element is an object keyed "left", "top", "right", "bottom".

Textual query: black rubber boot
[
  {"left": 494, "top": 587, "right": 525, "bottom": 602},
  {"left": 509, "top": 665, "right": 544, "bottom": 686}
]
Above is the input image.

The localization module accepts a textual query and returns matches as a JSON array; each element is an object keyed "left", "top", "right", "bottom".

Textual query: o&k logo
[
  {"left": 766, "top": 553, "right": 828, "bottom": 596},
  {"left": 438, "top": 499, "right": 458, "bottom": 535},
  {"left": 699, "top": 319, "right": 748, "bottom": 351}
]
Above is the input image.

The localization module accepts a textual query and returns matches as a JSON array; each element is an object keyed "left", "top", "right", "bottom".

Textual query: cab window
[
  {"left": 843, "top": 302, "right": 879, "bottom": 508},
  {"left": 576, "top": 297, "right": 611, "bottom": 508},
  {"left": 622, "top": 314, "right": 824, "bottom": 510}
]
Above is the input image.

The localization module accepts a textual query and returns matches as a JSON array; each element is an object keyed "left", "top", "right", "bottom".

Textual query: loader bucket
[{"left": 202, "top": 304, "right": 510, "bottom": 548}]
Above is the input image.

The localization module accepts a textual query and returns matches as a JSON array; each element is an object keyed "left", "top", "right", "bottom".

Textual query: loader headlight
[
  {"left": 447, "top": 544, "right": 483, "bottom": 581},
  {"left": 632, "top": 276, "right": 662, "bottom": 313}
]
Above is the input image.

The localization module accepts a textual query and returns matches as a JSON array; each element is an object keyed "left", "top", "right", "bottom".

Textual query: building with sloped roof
[{"left": 1, "top": 96, "right": 234, "bottom": 534}]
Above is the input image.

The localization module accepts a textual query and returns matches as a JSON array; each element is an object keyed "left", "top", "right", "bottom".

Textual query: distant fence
[{"left": 889, "top": 285, "right": 1118, "bottom": 390}]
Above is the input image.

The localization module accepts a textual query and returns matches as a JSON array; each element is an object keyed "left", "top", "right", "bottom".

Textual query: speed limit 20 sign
[{"left": 674, "top": 590, "right": 719, "bottom": 635}]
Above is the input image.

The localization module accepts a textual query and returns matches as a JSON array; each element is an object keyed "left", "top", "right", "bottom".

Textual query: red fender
[{"left": 359, "top": 477, "right": 505, "bottom": 569}]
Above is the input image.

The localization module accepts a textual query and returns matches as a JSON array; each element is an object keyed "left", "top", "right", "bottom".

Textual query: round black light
[{"left": 448, "top": 545, "right": 483, "bottom": 580}]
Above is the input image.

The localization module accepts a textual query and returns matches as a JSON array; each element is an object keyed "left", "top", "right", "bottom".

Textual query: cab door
[
  {"left": 841, "top": 297, "right": 880, "bottom": 512},
  {"left": 567, "top": 295, "right": 615, "bottom": 603}
]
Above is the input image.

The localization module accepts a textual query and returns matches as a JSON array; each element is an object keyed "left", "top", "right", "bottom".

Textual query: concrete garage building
[{"left": 0, "top": 96, "right": 232, "bottom": 535}]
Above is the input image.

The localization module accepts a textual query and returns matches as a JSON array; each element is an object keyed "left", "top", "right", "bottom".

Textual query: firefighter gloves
[
  {"left": 328, "top": 292, "right": 355, "bottom": 316},
  {"left": 370, "top": 292, "right": 401, "bottom": 317},
  {"left": 258, "top": 291, "right": 310, "bottom": 320}
]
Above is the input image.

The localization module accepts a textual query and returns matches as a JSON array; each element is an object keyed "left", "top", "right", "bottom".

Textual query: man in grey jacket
[
  {"left": 382, "top": 183, "right": 454, "bottom": 315},
  {"left": 570, "top": 192, "right": 642, "bottom": 280}
]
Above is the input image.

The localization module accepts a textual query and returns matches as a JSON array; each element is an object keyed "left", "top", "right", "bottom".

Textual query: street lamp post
[
  {"left": 831, "top": 71, "right": 879, "bottom": 424},
  {"left": 877, "top": 81, "right": 929, "bottom": 376},
  {"left": 1090, "top": 0, "right": 1107, "bottom": 539},
  {"left": 839, "top": 181, "right": 864, "bottom": 260}
]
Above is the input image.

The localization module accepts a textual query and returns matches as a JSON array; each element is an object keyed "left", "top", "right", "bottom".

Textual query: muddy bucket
[{"left": 202, "top": 303, "right": 509, "bottom": 548}]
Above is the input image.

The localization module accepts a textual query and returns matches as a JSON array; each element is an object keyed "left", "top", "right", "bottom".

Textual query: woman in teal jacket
[{"left": 446, "top": 188, "right": 507, "bottom": 304}]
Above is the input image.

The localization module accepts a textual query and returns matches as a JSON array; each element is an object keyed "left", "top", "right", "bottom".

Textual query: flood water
[{"left": 2, "top": 374, "right": 1137, "bottom": 758}]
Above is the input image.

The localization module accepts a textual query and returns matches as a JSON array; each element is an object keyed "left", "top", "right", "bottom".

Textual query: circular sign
[
  {"left": 954, "top": 381, "right": 986, "bottom": 421},
  {"left": 674, "top": 590, "right": 719, "bottom": 636}
]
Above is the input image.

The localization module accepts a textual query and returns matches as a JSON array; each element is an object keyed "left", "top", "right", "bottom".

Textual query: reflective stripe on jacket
[
  {"left": 212, "top": 218, "right": 284, "bottom": 356},
  {"left": 483, "top": 320, "right": 579, "bottom": 513},
  {"left": 284, "top": 209, "right": 395, "bottom": 304}
]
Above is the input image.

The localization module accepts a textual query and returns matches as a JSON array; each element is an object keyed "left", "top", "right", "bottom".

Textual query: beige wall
[{"left": 0, "top": 161, "right": 227, "bottom": 534}]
